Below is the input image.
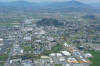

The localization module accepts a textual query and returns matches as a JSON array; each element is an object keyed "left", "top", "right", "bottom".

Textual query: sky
[{"left": 0, "top": 0, "right": 99, "bottom": 3}]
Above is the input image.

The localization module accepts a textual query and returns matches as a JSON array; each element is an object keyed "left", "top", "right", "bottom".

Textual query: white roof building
[
  {"left": 64, "top": 43, "right": 72, "bottom": 47},
  {"left": 20, "top": 49, "right": 24, "bottom": 53},
  {"left": 59, "top": 57, "right": 65, "bottom": 62},
  {"left": 84, "top": 53, "right": 92, "bottom": 58},
  {"left": 61, "top": 51, "right": 71, "bottom": 56},
  {"left": 24, "top": 37, "right": 31, "bottom": 41},
  {"left": 0, "top": 38, "right": 3, "bottom": 41},
  {"left": 23, "top": 64, "right": 32, "bottom": 66},
  {"left": 50, "top": 53, "right": 56, "bottom": 56},
  {"left": 56, "top": 53, "right": 62, "bottom": 57}
]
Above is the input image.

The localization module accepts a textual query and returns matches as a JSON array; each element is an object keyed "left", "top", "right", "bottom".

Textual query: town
[
  {"left": 0, "top": 18, "right": 93, "bottom": 66},
  {"left": 1, "top": 0, "right": 100, "bottom": 66}
]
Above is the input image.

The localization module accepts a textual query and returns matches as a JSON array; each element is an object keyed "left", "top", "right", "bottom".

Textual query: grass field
[{"left": 89, "top": 51, "right": 100, "bottom": 66}]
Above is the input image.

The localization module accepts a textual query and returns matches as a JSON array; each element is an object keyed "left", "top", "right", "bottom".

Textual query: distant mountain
[
  {"left": 0, "top": 1, "right": 98, "bottom": 14},
  {"left": 42, "top": 1, "right": 96, "bottom": 12},
  {"left": 0, "top": 1, "right": 33, "bottom": 5},
  {"left": 89, "top": 3, "right": 100, "bottom": 9},
  {"left": 0, "top": 1, "right": 38, "bottom": 14}
]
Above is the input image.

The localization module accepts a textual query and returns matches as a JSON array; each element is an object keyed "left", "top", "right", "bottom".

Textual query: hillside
[
  {"left": 44, "top": 1, "right": 95, "bottom": 12},
  {"left": 36, "top": 18, "right": 64, "bottom": 27},
  {"left": 0, "top": 1, "right": 98, "bottom": 14},
  {"left": 89, "top": 3, "right": 100, "bottom": 9}
]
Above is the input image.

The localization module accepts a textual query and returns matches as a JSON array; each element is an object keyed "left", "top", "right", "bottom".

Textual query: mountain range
[
  {"left": 0, "top": 1, "right": 99, "bottom": 14},
  {"left": 89, "top": 3, "right": 100, "bottom": 9}
]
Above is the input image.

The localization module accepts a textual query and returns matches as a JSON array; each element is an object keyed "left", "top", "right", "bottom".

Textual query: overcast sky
[{"left": 0, "top": 0, "right": 99, "bottom": 3}]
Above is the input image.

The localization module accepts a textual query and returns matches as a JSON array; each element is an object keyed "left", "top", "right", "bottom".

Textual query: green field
[
  {"left": 23, "top": 46, "right": 34, "bottom": 51},
  {"left": 0, "top": 54, "right": 8, "bottom": 66},
  {"left": 89, "top": 51, "right": 100, "bottom": 66},
  {"left": 55, "top": 64, "right": 62, "bottom": 66},
  {"left": 0, "top": 54, "right": 8, "bottom": 61}
]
